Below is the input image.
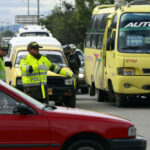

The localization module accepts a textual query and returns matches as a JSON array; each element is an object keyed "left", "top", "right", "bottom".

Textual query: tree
[
  {"left": 39, "top": 0, "right": 137, "bottom": 49},
  {"left": 39, "top": 1, "right": 93, "bottom": 48},
  {"left": 40, "top": 2, "right": 75, "bottom": 45},
  {"left": 1, "top": 30, "right": 13, "bottom": 37}
]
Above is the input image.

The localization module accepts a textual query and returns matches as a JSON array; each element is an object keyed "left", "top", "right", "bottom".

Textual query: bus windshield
[{"left": 118, "top": 13, "right": 150, "bottom": 53}]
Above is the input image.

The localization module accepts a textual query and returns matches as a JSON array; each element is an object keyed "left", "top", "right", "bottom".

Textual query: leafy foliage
[{"left": 1, "top": 30, "right": 13, "bottom": 37}]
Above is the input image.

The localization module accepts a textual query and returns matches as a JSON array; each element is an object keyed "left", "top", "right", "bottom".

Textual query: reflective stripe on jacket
[{"left": 20, "top": 54, "right": 49, "bottom": 87}]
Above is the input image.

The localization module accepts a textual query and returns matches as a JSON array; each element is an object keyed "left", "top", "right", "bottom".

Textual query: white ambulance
[{"left": 15, "top": 25, "right": 52, "bottom": 37}]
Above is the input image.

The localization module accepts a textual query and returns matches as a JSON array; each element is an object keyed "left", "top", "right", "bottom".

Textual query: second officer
[{"left": 0, "top": 45, "right": 7, "bottom": 82}]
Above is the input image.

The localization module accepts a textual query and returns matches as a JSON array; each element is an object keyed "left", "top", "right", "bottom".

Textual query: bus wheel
[
  {"left": 67, "top": 139, "right": 104, "bottom": 150},
  {"left": 115, "top": 94, "right": 127, "bottom": 107},
  {"left": 89, "top": 83, "right": 95, "bottom": 96},
  {"left": 108, "top": 82, "right": 115, "bottom": 102},
  {"left": 96, "top": 89, "right": 108, "bottom": 102}
]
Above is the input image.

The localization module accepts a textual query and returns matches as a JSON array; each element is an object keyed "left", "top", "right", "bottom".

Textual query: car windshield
[
  {"left": 20, "top": 32, "right": 49, "bottom": 37},
  {"left": 118, "top": 13, "right": 150, "bottom": 53},
  {"left": 15, "top": 50, "right": 67, "bottom": 67}
]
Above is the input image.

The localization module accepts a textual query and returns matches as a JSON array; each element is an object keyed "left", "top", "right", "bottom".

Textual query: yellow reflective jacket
[
  {"left": 0, "top": 57, "right": 6, "bottom": 82},
  {"left": 20, "top": 53, "right": 73, "bottom": 99}
]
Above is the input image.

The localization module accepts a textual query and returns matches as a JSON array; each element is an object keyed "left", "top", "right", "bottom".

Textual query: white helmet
[{"left": 69, "top": 44, "right": 76, "bottom": 49}]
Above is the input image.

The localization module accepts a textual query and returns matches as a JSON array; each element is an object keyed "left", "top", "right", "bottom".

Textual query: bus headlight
[
  {"left": 117, "top": 68, "right": 135, "bottom": 76},
  {"left": 78, "top": 73, "right": 84, "bottom": 78},
  {"left": 128, "top": 126, "right": 136, "bottom": 137},
  {"left": 65, "top": 78, "right": 73, "bottom": 85}
]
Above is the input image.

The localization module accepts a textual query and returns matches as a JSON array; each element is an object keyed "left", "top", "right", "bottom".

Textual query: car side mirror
[
  {"left": 13, "top": 103, "right": 30, "bottom": 115},
  {"left": 5, "top": 61, "right": 12, "bottom": 68},
  {"left": 106, "top": 37, "right": 114, "bottom": 50}
]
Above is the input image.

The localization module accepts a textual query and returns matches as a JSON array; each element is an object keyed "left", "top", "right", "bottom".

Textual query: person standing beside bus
[
  {"left": 69, "top": 44, "right": 81, "bottom": 75},
  {"left": 63, "top": 44, "right": 71, "bottom": 61}
]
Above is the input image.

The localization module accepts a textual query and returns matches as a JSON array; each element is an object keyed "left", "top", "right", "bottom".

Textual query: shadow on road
[{"left": 77, "top": 93, "right": 150, "bottom": 109}]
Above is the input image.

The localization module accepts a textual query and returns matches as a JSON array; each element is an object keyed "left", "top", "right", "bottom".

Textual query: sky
[{"left": 0, "top": 0, "right": 74, "bottom": 26}]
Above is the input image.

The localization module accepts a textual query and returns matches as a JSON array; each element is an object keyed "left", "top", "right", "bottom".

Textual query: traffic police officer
[
  {"left": 20, "top": 42, "right": 75, "bottom": 104},
  {"left": 0, "top": 45, "right": 7, "bottom": 82}
]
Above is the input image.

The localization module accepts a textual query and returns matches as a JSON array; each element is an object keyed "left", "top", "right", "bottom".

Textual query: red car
[{"left": 0, "top": 80, "right": 146, "bottom": 150}]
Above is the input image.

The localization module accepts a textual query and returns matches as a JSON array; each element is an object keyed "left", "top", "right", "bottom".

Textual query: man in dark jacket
[{"left": 69, "top": 44, "right": 81, "bottom": 75}]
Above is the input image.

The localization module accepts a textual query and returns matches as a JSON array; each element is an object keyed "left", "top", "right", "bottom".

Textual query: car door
[{"left": 0, "top": 90, "right": 50, "bottom": 150}]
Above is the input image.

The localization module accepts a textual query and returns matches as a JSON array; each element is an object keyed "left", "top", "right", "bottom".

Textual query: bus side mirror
[
  {"left": 5, "top": 61, "right": 12, "bottom": 68},
  {"left": 106, "top": 37, "right": 114, "bottom": 50}
]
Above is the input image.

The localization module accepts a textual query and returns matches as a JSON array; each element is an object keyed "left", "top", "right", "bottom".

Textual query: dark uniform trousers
[{"left": 24, "top": 85, "right": 49, "bottom": 104}]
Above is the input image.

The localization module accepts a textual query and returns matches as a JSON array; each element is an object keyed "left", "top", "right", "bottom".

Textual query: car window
[
  {"left": 0, "top": 90, "right": 19, "bottom": 114},
  {"left": 0, "top": 81, "right": 45, "bottom": 109}
]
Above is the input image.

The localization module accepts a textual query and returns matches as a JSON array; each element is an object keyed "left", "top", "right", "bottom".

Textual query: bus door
[{"left": 103, "top": 14, "right": 117, "bottom": 91}]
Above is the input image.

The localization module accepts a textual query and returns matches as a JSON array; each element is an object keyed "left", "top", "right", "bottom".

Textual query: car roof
[
  {"left": 9, "top": 36, "right": 62, "bottom": 48},
  {"left": 18, "top": 25, "right": 49, "bottom": 33}
]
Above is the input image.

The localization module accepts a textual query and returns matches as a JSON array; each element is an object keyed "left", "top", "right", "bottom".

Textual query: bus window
[
  {"left": 85, "top": 34, "right": 92, "bottom": 48},
  {"left": 97, "top": 34, "right": 103, "bottom": 49},
  {"left": 91, "top": 34, "right": 97, "bottom": 49}
]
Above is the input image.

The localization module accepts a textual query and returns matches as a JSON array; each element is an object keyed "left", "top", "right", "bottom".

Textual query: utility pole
[
  {"left": 28, "top": 0, "right": 30, "bottom": 15},
  {"left": 37, "top": 0, "right": 40, "bottom": 20}
]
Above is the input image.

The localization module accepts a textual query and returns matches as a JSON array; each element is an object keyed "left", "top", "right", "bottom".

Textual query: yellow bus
[{"left": 84, "top": 0, "right": 150, "bottom": 107}]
